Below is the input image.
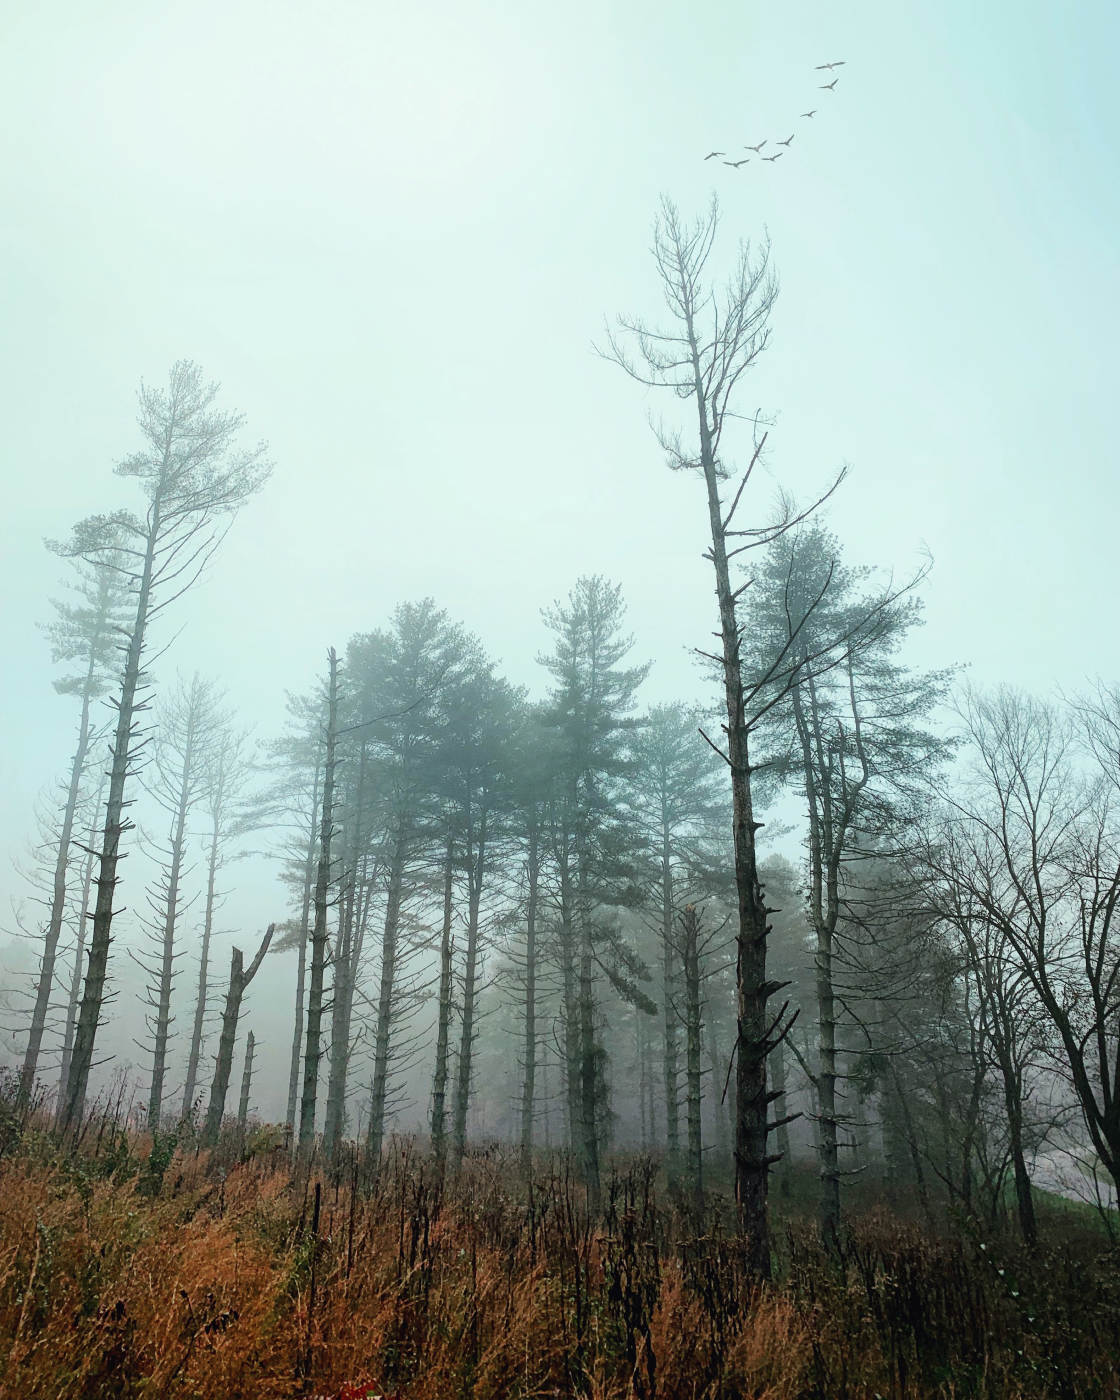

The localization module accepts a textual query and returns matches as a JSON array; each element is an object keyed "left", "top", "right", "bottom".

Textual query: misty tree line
[{"left": 8, "top": 201, "right": 1120, "bottom": 1281}]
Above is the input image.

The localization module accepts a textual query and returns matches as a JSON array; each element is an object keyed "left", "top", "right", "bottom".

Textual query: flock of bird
[{"left": 704, "top": 60, "right": 845, "bottom": 167}]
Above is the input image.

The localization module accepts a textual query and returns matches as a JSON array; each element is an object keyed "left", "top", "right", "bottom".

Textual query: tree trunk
[
  {"left": 661, "top": 831, "right": 680, "bottom": 1165},
  {"left": 790, "top": 674, "right": 841, "bottom": 1243},
  {"left": 558, "top": 856, "right": 582, "bottom": 1153},
  {"left": 324, "top": 742, "right": 370, "bottom": 1162},
  {"left": 61, "top": 512, "right": 162, "bottom": 1134},
  {"left": 366, "top": 828, "right": 406, "bottom": 1161},
  {"left": 706, "top": 1018, "right": 729, "bottom": 1162},
  {"left": 21, "top": 658, "right": 97, "bottom": 1101},
  {"left": 237, "top": 1029, "right": 255, "bottom": 1131},
  {"left": 681, "top": 904, "right": 704, "bottom": 1211},
  {"left": 322, "top": 885, "right": 354, "bottom": 1161},
  {"left": 578, "top": 919, "right": 601, "bottom": 1208},
  {"left": 431, "top": 831, "right": 455, "bottom": 1166},
  {"left": 998, "top": 1046, "right": 1037, "bottom": 1246},
  {"left": 298, "top": 649, "right": 339, "bottom": 1150},
  {"left": 147, "top": 716, "right": 197, "bottom": 1131},
  {"left": 206, "top": 946, "right": 244, "bottom": 1146},
  {"left": 695, "top": 397, "right": 777, "bottom": 1277},
  {"left": 769, "top": 1039, "right": 792, "bottom": 1195},
  {"left": 205, "top": 926, "right": 273, "bottom": 1145},
  {"left": 452, "top": 812, "right": 488, "bottom": 1167},
  {"left": 519, "top": 821, "right": 540, "bottom": 1171},
  {"left": 286, "top": 753, "right": 322, "bottom": 1134},
  {"left": 58, "top": 776, "right": 105, "bottom": 1105},
  {"left": 183, "top": 818, "right": 220, "bottom": 1120}
]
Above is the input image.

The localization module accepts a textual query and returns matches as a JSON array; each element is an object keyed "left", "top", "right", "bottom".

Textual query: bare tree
[
  {"left": 181, "top": 721, "right": 254, "bottom": 1121},
  {"left": 56, "top": 361, "right": 270, "bottom": 1133},
  {"left": 205, "top": 923, "right": 274, "bottom": 1145},
  {"left": 237, "top": 1029, "right": 256, "bottom": 1133},
  {"left": 936, "top": 689, "right": 1120, "bottom": 1200},
  {"left": 603, "top": 198, "right": 837, "bottom": 1274},
  {"left": 266, "top": 688, "right": 327, "bottom": 1135},
  {"left": 135, "top": 674, "right": 227, "bottom": 1130}
]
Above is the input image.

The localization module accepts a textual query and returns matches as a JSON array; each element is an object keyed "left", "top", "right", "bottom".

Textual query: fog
[{"left": 2, "top": 0, "right": 1118, "bottom": 1213}]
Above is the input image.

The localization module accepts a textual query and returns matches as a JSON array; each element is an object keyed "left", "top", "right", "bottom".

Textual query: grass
[{"left": 0, "top": 1095, "right": 1118, "bottom": 1399}]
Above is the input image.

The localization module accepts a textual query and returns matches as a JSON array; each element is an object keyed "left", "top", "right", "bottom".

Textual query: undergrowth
[{"left": 0, "top": 1091, "right": 1117, "bottom": 1399}]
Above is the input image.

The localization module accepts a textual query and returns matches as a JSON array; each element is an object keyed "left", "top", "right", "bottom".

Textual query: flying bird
[
  {"left": 820, "top": 78, "right": 839, "bottom": 90},
  {"left": 815, "top": 60, "right": 845, "bottom": 69},
  {"left": 745, "top": 140, "right": 767, "bottom": 152},
  {"left": 763, "top": 151, "right": 783, "bottom": 161},
  {"left": 801, "top": 109, "right": 817, "bottom": 118},
  {"left": 778, "top": 134, "right": 794, "bottom": 146},
  {"left": 704, "top": 151, "right": 725, "bottom": 160},
  {"left": 723, "top": 158, "right": 750, "bottom": 167}
]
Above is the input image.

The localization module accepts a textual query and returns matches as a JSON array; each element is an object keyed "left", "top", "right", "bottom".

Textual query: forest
[{"left": 1, "top": 183, "right": 1118, "bottom": 1399}]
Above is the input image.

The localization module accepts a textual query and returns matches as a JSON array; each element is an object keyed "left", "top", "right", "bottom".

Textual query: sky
[{"left": 1, "top": 0, "right": 1118, "bottom": 1115}]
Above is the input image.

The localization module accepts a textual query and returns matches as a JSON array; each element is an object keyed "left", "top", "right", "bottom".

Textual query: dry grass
[{"left": 0, "top": 1094, "right": 1117, "bottom": 1399}]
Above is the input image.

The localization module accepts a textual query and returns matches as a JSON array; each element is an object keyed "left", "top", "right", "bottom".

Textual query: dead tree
[
  {"left": 603, "top": 199, "right": 839, "bottom": 1274},
  {"left": 182, "top": 724, "right": 252, "bottom": 1120},
  {"left": 205, "top": 924, "right": 274, "bottom": 1145},
  {"left": 57, "top": 362, "right": 270, "bottom": 1133},
  {"left": 237, "top": 1030, "right": 255, "bottom": 1132},
  {"left": 267, "top": 689, "right": 327, "bottom": 1135},
  {"left": 136, "top": 674, "right": 225, "bottom": 1131},
  {"left": 933, "top": 688, "right": 1120, "bottom": 1204}
]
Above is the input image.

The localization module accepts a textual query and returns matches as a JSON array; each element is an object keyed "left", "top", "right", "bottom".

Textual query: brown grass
[{"left": 0, "top": 1108, "right": 1117, "bottom": 1400}]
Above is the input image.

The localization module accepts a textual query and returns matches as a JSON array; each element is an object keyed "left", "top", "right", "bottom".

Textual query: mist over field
[{"left": 1, "top": 5, "right": 1119, "bottom": 1397}]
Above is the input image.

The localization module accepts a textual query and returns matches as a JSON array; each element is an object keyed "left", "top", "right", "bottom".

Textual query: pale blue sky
[{"left": 1, "top": 1, "right": 1117, "bottom": 1106}]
